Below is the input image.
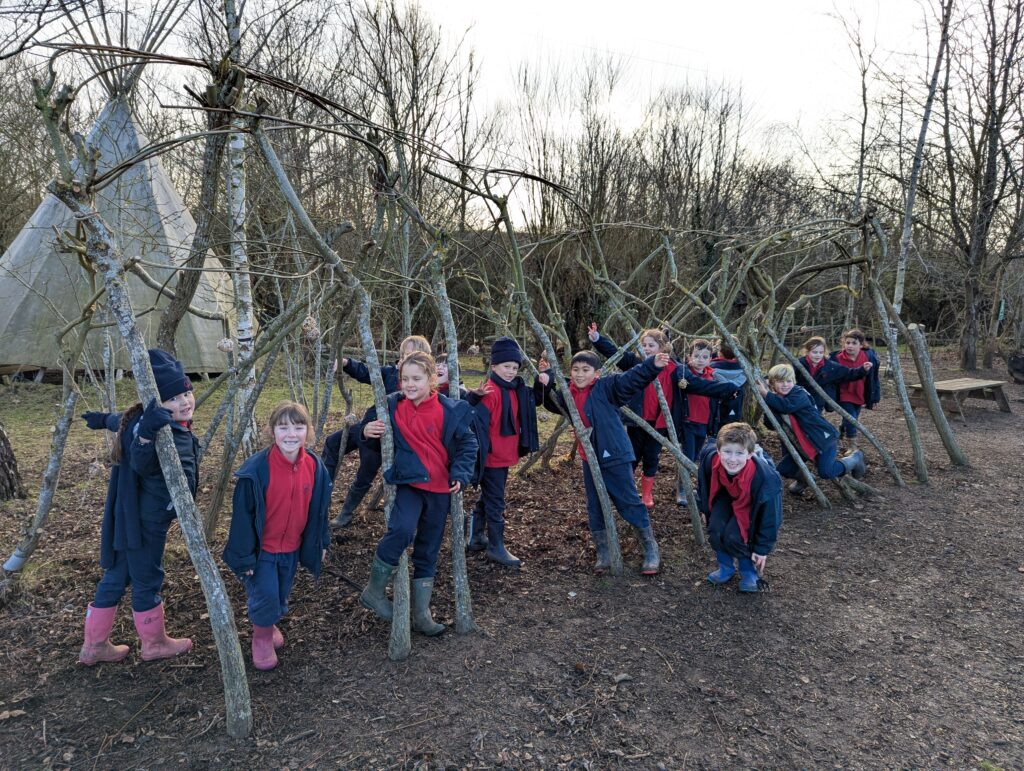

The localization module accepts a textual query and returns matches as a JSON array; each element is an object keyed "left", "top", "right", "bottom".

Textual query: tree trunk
[{"left": 0, "top": 422, "right": 26, "bottom": 501}]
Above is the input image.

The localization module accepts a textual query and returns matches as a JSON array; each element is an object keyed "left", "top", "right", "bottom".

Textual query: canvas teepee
[{"left": 0, "top": 1, "right": 232, "bottom": 375}]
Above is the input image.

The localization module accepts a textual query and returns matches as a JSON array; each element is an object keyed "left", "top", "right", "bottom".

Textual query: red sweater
[
  {"left": 480, "top": 385, "right": 520, "bottom": 468},
  {"left": 395, "top": 394, "right": 449, "bottom": 493},
  {"left": 835, "top": 350, "right": 868, "bottom": 405},
  {"left": 262, "top": 445, "right": 315, "bottom": 553},
  {"left": 686, "top": 365, "right": 714, "bottom": 425}
]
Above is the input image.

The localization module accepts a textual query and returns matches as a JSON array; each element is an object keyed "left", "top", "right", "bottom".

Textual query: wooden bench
[{"left": 909, "top": 378, "right": 1012, "bottom": 424}]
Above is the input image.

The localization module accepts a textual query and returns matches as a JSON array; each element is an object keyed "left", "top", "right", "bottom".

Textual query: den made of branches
[{"left": 2, "top": 0, "right": 1009, "bottom": 746}]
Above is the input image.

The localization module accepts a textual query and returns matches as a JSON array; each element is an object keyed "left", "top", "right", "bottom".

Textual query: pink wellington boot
[
  {"left": 251, "top": 625, "right": 279, "bottom": 670},
  {"left": 640, "top": 476, "right": 656, "bottom": 509},
  {"left": 132, "top": 602, "right": 192, "bottom": 661},
  {"left": 79, "top": 604, "right": 130, "bottom": 665},
  {"left": 271, "top": 625, "right": 285, "bottom": 650}
]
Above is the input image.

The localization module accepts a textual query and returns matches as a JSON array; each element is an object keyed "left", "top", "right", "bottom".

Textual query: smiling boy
[{"left": 697, "top": 422, "right": 782, "bottom": 593}]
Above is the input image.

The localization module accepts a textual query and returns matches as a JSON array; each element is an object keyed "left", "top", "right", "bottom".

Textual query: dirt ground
[{"left": 1, "top": 352, "right": 1023, "bottom": 769}]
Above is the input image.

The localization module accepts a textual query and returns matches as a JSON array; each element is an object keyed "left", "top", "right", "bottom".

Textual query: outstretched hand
[
  {"left": 587, "top": 322, "right": 599, "bottom": 343},
  {"left": 81, "top": 411, "right": 109, "bottom": 431},
  {"left": 137, "top": 399, "right": 173, "bottom": 441},
  {"left": 653, "top": 352, "right": 670, "bottom": 369}
]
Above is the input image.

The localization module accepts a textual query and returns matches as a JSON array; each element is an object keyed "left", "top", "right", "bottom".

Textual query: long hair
[{"left": 111, "top": 403, "right": 144, "bottom": 463}]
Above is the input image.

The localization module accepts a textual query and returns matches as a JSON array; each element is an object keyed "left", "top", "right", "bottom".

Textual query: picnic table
[{"left": 909, "top": 378, "right": 1012, "bottom": 424}]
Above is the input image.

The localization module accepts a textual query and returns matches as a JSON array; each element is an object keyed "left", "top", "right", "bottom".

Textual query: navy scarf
[{"left": 489, "top": 371, "right": 520, "bottom": 436}]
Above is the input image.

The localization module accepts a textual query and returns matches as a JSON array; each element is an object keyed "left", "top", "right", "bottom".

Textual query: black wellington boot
[
  {"left": 840, "top": 449, "right": 866, "bottom": 480},
  {"left": 467, "top": 506, "right": 488, "bottom": 552},
  {"left": 485, "top": 519, "right": 522, "bottom": 568}
]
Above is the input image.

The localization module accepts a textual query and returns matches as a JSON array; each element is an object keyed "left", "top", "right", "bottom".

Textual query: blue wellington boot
[
  {"left": 707, "top": 551, "right": 736, "bottom": 584},
  {"left": 738, "top": 558, "right": 760, "bottom": 593}
]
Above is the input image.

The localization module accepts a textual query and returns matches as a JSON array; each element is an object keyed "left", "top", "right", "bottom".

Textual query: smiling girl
[
  {"left": 223, "top": 401, "right": 333, "bottom": 670},
  {"left": 357, "top": 352, "right": 478, "bottom": 636}
]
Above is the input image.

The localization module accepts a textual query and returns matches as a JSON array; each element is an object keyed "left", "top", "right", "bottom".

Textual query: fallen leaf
[
  {"left": 0, "top": 710, "right": 27, "bottom": 721},
  {"left": 612, "top": 673, "right": 632, "bottom": 684}
]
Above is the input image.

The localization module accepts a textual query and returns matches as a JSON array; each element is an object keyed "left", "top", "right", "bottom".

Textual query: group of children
[{"left": 77, "top": 326, "right": 879, "bottom": 669}]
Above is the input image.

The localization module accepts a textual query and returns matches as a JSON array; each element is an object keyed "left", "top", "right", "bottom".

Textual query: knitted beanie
[
  {"left": 490, "top": 337, "right": 524, "bottom": 365},
  {"left": 149, "top": 349, "right": 192, "bottom": 402}
]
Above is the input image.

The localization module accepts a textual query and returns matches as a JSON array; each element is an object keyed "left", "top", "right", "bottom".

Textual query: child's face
[
  {"left": 163, "top": 390, "right": 195, "bottom": 422},
  {"left": 689, "top": 347, "right": 711, "bottom": 369},
  {"left": 273, "top": 419, "right": 308, "bottom": 459},
  {"left": 843, "top": 337, "right": 863, "bottom": 357},
  {"left": 771, "top": 378, "right": 795, "bottom": 396},
  {"left": 491, "top": 360, "right": 520, "bottom": 382},
  {"left": 436, "top": 360, "right": 449, "bottom": 384},
  {"left": 806, "top": 344, "right": 826, "bottom": 364},
  {"left": 570, "top": 362, "right": 599, "bottom": 389},
  {"left": 641, "top": 336, "right": 662, "bottom": 356},
  {"left": 401, "top": 362, "right": 433, "bottom": 403},
  {"left": 718, "top": 442, "right": 753, "bottom": 474}
]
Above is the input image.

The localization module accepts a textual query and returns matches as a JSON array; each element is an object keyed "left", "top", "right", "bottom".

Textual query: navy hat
[
  {"left": 149, "top": 349, "right": 192, "bottom": 402},
  {"left": 490, "top": 337, "right": 524, "bottom": 365}
]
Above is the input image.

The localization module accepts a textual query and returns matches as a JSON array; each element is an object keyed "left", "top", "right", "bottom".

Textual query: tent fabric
[{"left": 0, "top": 97, "right": 233, "bottom": 374}]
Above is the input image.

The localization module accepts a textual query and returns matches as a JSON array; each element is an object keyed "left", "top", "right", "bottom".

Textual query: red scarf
[
  {"left": 642, "top": 360, "right": 676, "bottom": 427},
  {"left": 569, "top": 380, "right": 595, "bottom": 459},
  {"left": 804, "top": 357, "right": 825, "bottom": 378},
  {"left": 836, "top": 349, "right": 868, "bottom": 405},
  {"left": 685, "top": 365, "right": 714, "bottom": 425},
  {"left": 788, "top": 415, "right": 818, "bottom": 460},
  {"left": 709, "top": 454, "right": 756, "bottom": 543}
]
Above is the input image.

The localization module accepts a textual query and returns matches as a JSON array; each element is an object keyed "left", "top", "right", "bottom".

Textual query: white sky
[{"left": 418, "top": 0, "right": 932, "bottom": 136}]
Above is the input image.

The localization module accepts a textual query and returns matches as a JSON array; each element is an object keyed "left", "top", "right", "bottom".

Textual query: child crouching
[
  {"left": 358, "top": 352, "right": 478, "bottom": 636},
  {"left": 223, "top": 402, "right": 332, "bottom": 670},
  {"left": 757, "top": 363, "right": 866, "bottom": 495},
  {"left": 697, "top": 423, "right": 782, "bottom": 593}
]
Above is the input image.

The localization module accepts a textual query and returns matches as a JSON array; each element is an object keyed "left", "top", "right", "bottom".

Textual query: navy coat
[
  {"left": 795, "top": 356, "right": 867, "bottom": 411},
  {"left": 709, "top": 358, "right": 747, "bottom": 425},
  {"left": 222, "top": 448, "right": 332, "bottom": 579},
  {"left": 90, "top": 411, "right": 199, "bottom": 569},
  {"left": 697, "top": 444, "right": 783, "bottom": 556},
  {"left": 827, "top": 348, "right": 881, "bottom": 409},
  {"left": 762, "top": 385, "right": 840, "bottom": 454},
  {"left": 591, "top": 334, "right": 737, "bottom": 435},
  {"left": 343, "top": 358, "right": 400, "bottom": 394},
  {"left": 535, "top": 356, "right": 661, "bottom": 467},
  {"left": 359, "top": 392, "right": 479, "bottom": 488}
]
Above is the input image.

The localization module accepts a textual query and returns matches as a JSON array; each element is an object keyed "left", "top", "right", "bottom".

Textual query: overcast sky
[{"left": 418, "top": 0, "right": 932, "bottom": 136}]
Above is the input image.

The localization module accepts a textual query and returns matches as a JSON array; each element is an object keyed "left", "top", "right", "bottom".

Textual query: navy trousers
[
  {"left": 628, "top": 423, "right": 667, "bottom": 476},
  {"left": 777, "top": 442, "right": 845, "bottom": 480},
  {"left": 707, "top": 495, "right": 752, "bottom": 560},
  {"left": 323, "top": 429, "right": 383, "bottom": 515},
  {"left": 680, "top": 421, "right": 709, "bottom": 462},
  {"left": 838, "top": 402, "right": 863, "bottom": 439},
  {"left": 322, "top": 428, "right": 358, "bottom": 482},
  {"left": 582, "top": 461, "right": 651, "bottom": 532},
  {"left": 472, "top": 466, "right": 509, "bottom": 526},
  {"left": 243, "top": 550, "right": 299, "bottom": 627},
  {"left": 376, "top": 485, "right": 450, "bottom": 579},
  {"left": 93, "top": 515, "right": 173, "bottom": 612}
]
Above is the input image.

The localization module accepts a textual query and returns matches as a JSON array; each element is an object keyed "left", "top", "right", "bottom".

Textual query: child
[
  {"left": 322, "top": 335, "right": 432, "bottom": 528},
  {"left": 757, "top": 364, "right": 866, "bottom": 495},
  {"left": 677, "top": 339, "right": 742, "bottom": 462},
  {"left": 709, "top": 341, "right": 747, "bottom": 426},
  {"left": 697, "top": 422, "right": 782, "bottom": 592},
  {"left": 464, "top": 337, "right": 540, "bottom": 567},
  {"left": 77, "top": 349, "right": 197, "bottom": 665},
  {"left": 536, "top": 348, "right": 671, "bottom": 575},
  {"left": 588, "top": 324, "right": 677, "bottom": 508},
  {"left": 223, "top": 402, "right": 332, "bottom": 670},
  {"left": 358, "top": 352, "right": 478, "bottom": 636},
  {"left": 795, "top": 336, "right": 871, "bottom": 412},
  {"left": 829, "top": 329, "right": 880, "bottom": 448}
]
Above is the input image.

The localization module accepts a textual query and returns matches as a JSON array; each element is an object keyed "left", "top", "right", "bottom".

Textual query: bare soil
[{"left": 1, "top": 352, "right": 1023, "bottom": 769}]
